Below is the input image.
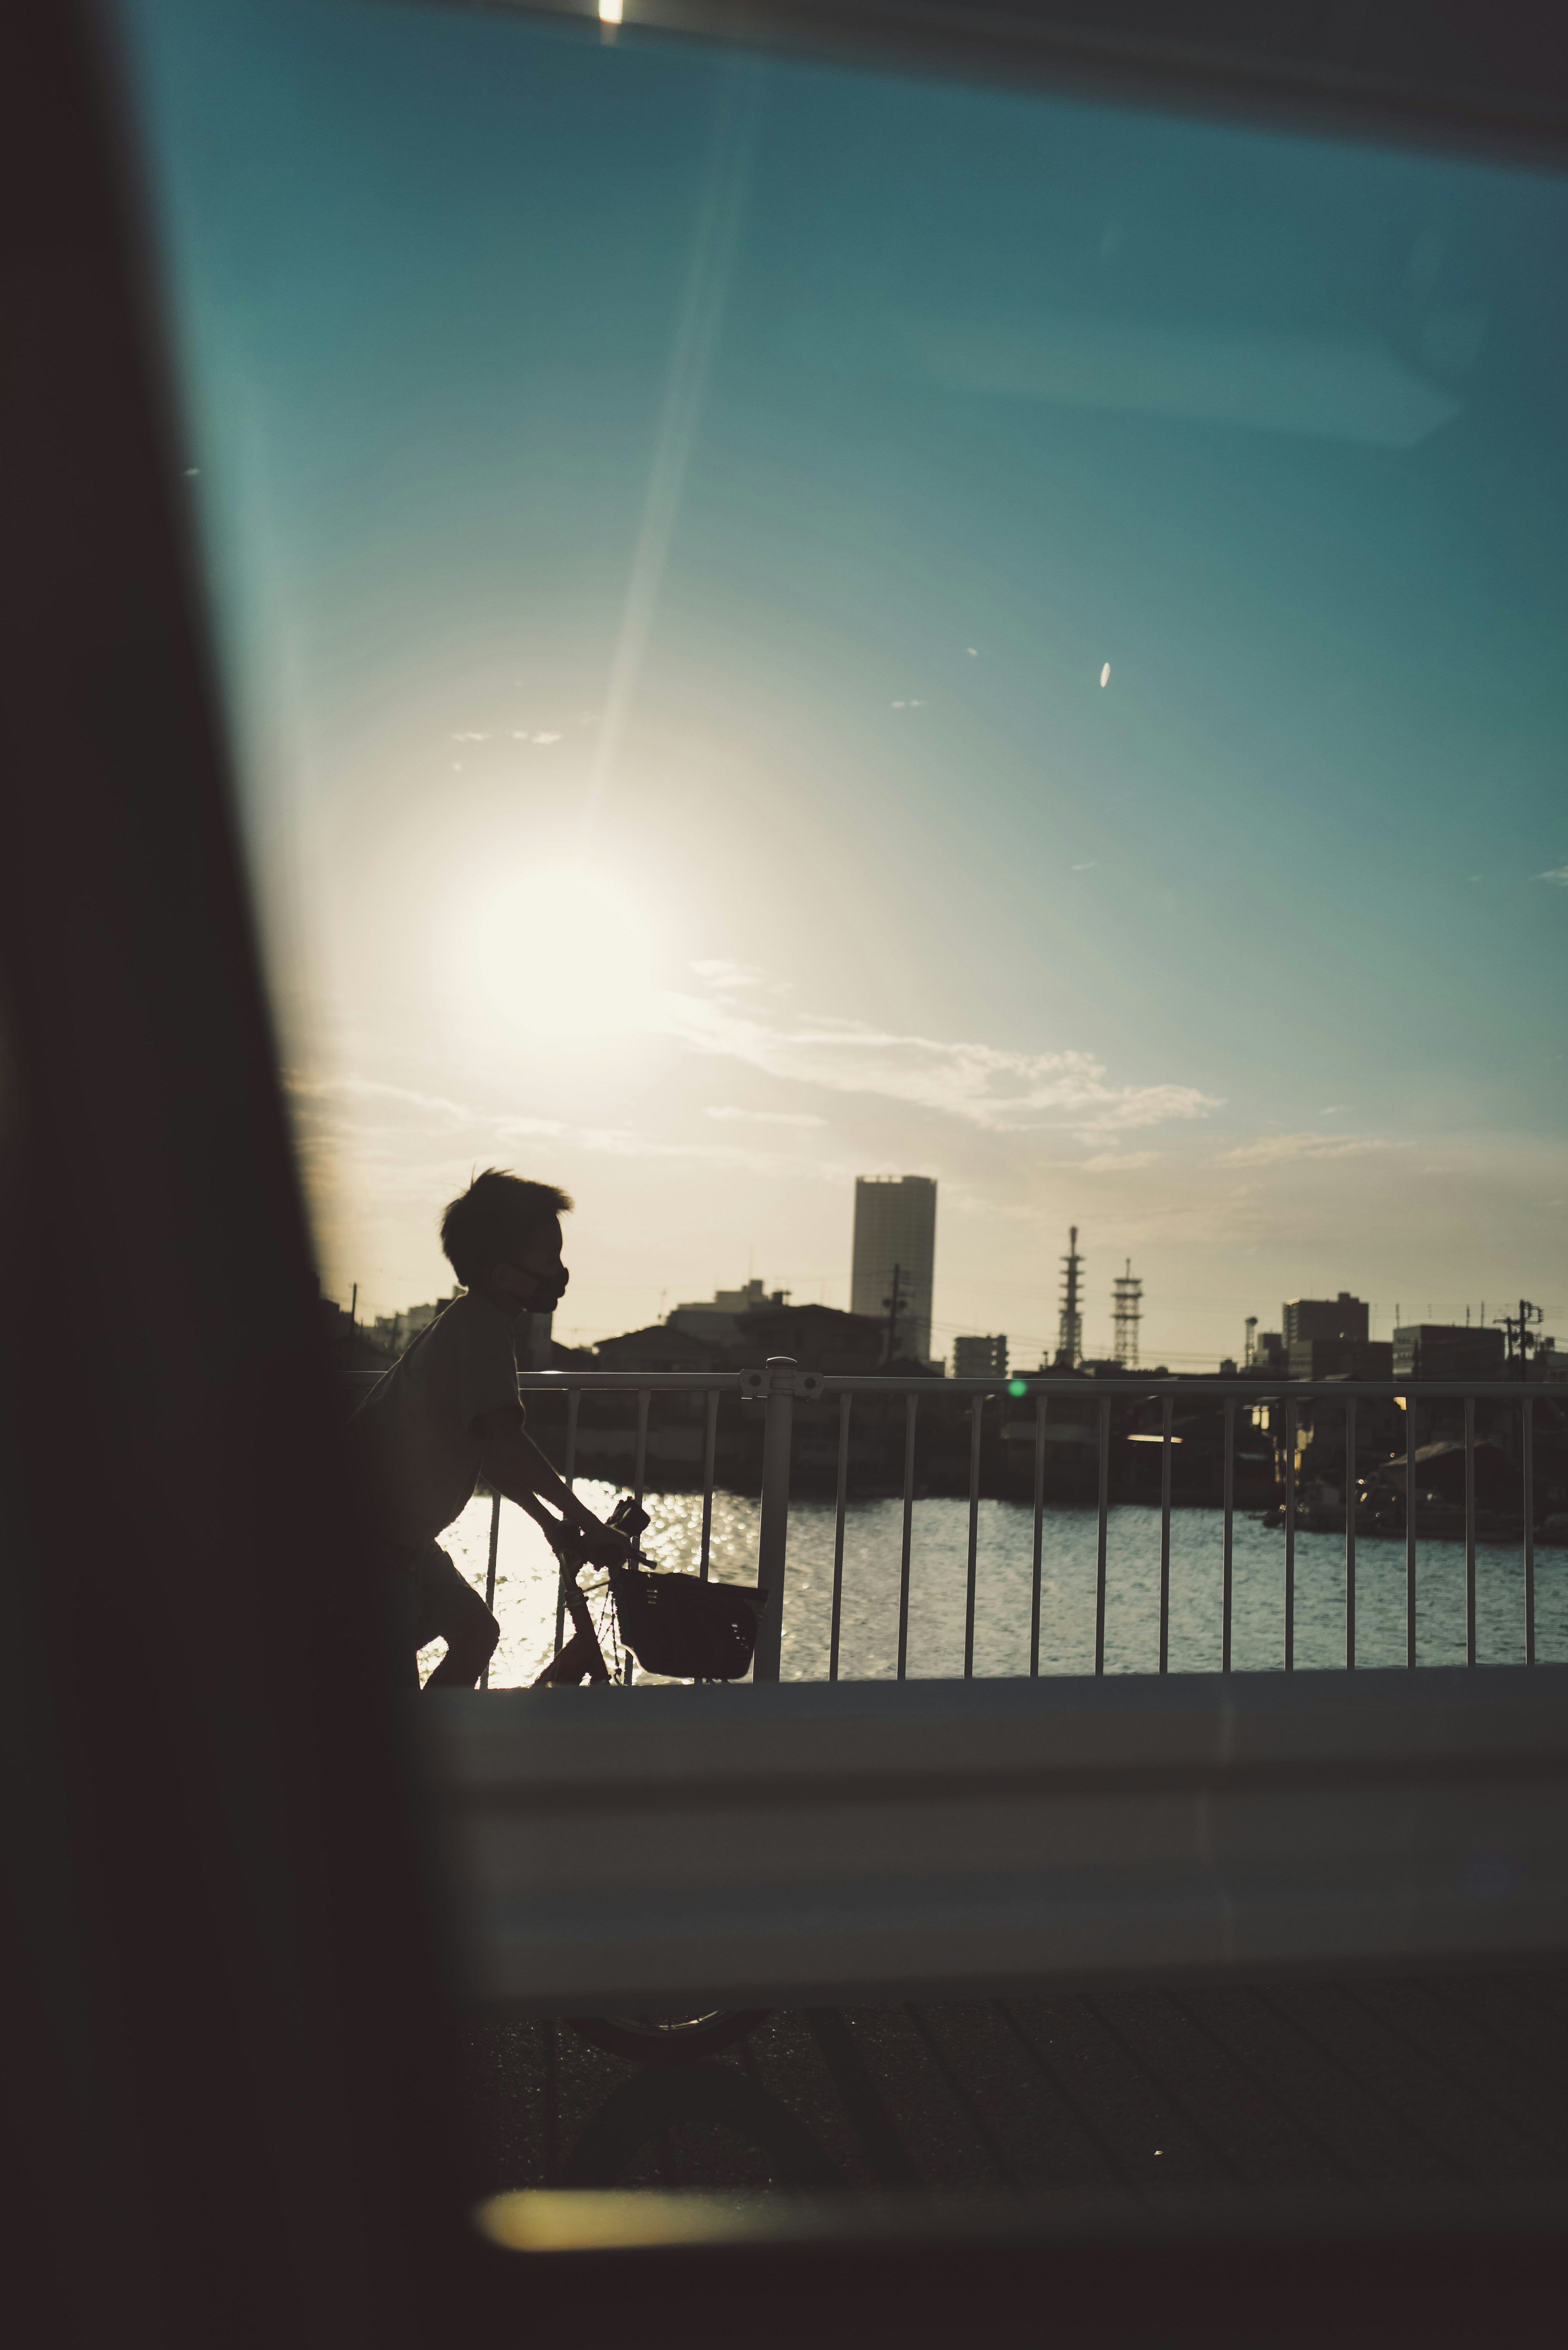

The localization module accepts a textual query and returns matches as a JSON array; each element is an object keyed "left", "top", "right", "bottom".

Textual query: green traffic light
[{"left": 1007, "top": 1378, "right": 1028, "bottom": 1397}]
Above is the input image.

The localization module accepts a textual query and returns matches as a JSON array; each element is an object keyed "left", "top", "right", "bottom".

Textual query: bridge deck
[{"left": 466, "top": 1967, "right": 1568, "bottom": 2199}]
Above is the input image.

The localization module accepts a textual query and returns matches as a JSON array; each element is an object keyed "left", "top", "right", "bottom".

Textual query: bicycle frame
[{"left": 531, "top": 1524, "right": 613, "bottom": 1686}]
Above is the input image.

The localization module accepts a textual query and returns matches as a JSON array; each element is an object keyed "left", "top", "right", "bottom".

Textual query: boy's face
[{"left": 489, "top": 1216, "right": 568, "bottom": 1320}]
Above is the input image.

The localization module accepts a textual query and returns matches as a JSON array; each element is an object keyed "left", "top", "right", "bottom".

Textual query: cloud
[
  {"left": 1071, "top": 861, "right": 1096, "bottom": 872},
  {"left": 656, "top": 980, "right": 1221, "bottom": 1141},
  {"left": 1213, "top": 1132, "right": 1390, "bottom": 1167},
  {"left": 577, "top": 1127, "right": 840, "bottom": 1178},
  {"left": 688, "top": 958, "right": 763, "bottom": 990},
  {"left": 452, "top": 730, "right": 490, "bottom": 742},
  {"left": 282, "top": 1069, "right": 830, "bottom": 1183},
  {"left": 283, "top": 1073, "right": 480, "bottom": 1124},
  {"left": 1539, "top": 865, "right": 1568, "bottom": 886},
  {"left": 495, "top": 1115, "right": 571, "bottom": 1141},
  {"left": 706, "top": 1106, "right": 828, "bottom": 1128},
  {"left": 1078, "top": 1150, "right": 1157, "bottom": 1171},
  {"left": 283, "top": 1073, "right": 569, "bottom": 1151}
]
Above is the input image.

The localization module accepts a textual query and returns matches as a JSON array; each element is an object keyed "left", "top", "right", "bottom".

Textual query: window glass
[{"left": 117, "top": 0, "right": 1567, "bottom": 1367}]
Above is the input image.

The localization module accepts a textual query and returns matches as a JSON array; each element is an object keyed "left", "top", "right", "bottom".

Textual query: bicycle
[{"left": 528, "top": 1495, "right": 771, "bottom": 2066}]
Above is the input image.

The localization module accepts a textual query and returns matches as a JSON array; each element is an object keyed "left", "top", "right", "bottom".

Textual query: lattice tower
[
  {"left": 1057, "top": 1226, "right": 1084, "bottom": 1367},
  {"left": 1111, "top": 1259, "right": 1143, "bottom": 1369}
]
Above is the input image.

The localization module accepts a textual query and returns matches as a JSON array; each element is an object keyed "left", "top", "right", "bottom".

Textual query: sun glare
[{"left": 438, "top": 860, "right": 658, "bottom": 1044}]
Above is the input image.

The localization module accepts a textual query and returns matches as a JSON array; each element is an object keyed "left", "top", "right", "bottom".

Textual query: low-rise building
[
  {"left": 667, "top": 1278, "right": 775, "bottom": 1345},
  {"left": 953, "top": 1335, "right": 1008, "bottom": 1380},
  {"left": 1393, "top": 1324, "right": 1506, "bottom": 1380},
  {"left": 1289, "top": 1338, "right": 1392, "bottom": 1380},
  {"left": 733, "top": 1301, "right": 892, "bottom": 1376},
  {"left": 371, "top": 1292, "right": 457, "bottom": 1358},
  {"left": 592, "top": 1323, "right": 728, "bottom": 1376}
]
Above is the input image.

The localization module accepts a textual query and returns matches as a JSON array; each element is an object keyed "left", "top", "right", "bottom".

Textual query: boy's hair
[{"left": 440, "top": 1169, "right": 572, "bottom": 1288}]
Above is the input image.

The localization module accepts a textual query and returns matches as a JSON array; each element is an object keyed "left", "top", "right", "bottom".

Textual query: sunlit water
[{"left": 423, "top": 1481, "right": 1568, "bottom": 1686}]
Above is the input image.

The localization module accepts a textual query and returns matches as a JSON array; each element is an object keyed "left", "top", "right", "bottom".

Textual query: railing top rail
[
  {"left": 512, "top": 1371, "right": 747, "bottom": 1392},
  {"left": 818, "top": 1376, "right": 1562, "bottom": 1401},
  {"left": 337, "top": 1365, "right": 1561, "bottom": 1401},
  {"left": 494, "top": 1371, "right": 1561, "bottom": 1401}
]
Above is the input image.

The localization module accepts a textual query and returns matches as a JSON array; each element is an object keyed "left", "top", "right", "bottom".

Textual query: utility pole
[
  {"left": 882, "top": 1262, "right": 906, "bottom": 1368},
  {"left": 1496, "top": 1299, "right": 1544, "bottom": 1373},
  {"left": 350, "top": 1282, "right": 357, "bottom": 1327},
  {"left": 1057, "top": 1227, "right": 1084, "bottom": 1368}
]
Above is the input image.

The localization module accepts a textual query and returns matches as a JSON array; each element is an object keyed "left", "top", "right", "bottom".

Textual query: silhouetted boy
[{"left": 352, "top": 1169, "right": 628, "bottom": 1688}]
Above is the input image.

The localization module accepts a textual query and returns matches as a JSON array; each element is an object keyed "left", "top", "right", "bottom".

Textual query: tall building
[
  {"left": 953, "top": 1334, "right": 1007, "bottom": 1380},
  {"left": 1283, "top": 1292, "right": 1372, "bottom": 1380},
  {"left": 1283, "top": 1293, "right": 1368, "bottom": 1347},
  {"left": 851, "top": 1175, "right": 937, "bottom": 1364}
]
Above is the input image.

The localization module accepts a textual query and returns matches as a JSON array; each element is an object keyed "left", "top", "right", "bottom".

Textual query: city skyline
[
  {"left": 122, "top": 0, "right": 1568, "bottom": 1367},
  {"left": 326, "top": 1186, "right": 1548, "bottom": 1374}
]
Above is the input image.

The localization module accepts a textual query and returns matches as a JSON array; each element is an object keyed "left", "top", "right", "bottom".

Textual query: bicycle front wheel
[{"left": 566, "top": 2009, "right": 768, "bottom": 2065}]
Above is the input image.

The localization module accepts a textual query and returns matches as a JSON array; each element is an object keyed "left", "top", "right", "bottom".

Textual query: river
[{"left": 428, "top": 1480, "right": 1568, "bottom": 1685}]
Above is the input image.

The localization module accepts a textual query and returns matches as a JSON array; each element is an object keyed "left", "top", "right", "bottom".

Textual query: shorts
[{"left": 383, "top": 1540, "right": 496, "bottom": 1687}]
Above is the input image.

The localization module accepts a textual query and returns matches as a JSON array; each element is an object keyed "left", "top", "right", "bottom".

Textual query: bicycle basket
[{"left": 609, "top": 1565, "right": 766, "bottom": 1680}]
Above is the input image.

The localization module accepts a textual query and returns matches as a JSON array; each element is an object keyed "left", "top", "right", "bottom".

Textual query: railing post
[
  {"left": 1523, "top": 1395, "right": 1536, "bottom": 1668},
  {"left": 480, "top": 1488, "right": 501, "bottom": 1690},
  {"left": 753, "top": 1356, "right": 795, "bottom": 1681}
]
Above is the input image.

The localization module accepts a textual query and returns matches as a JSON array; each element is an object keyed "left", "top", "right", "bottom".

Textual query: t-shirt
[{"left": 350, "top": 1291, "right": 522, "bottom": 1550}]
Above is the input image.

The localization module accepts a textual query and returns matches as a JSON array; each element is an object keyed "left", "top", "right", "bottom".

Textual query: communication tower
[
  {"left": 1056, "top": 1226, "right": 1084, "bottom": 1367},
  {"left": 1111, "top": 1258, "right": 1143, "bottom": 1369}
]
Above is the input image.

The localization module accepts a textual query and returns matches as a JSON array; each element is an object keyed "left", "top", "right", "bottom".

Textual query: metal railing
[{"left": 511, "top": 1360, "right": 1562, "bottom": 1682}]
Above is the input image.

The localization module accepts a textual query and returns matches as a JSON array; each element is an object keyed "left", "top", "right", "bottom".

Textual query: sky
[{"left": 119, "top": 0, "right": 1567, "bottom": 1364}]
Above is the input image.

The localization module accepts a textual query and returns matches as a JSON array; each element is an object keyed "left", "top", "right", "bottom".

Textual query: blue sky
[{"left": 120, "top": 0, "right": 1567, "bottom": 1361}]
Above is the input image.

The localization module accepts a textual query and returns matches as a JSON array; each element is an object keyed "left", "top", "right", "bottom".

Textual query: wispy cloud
[
  {"left": 1213, "top": 1131, "right": 1390, "bottom": 1167},
  {"left": 280, "top": 1070, "right": 822, "bottom": 1181},
  {"left": 707, "top": 1105, "right": 827, "bottom": 1128},
  {"left": 1539, "top": 865, "right": 1568, "bottom": 886},
  {"left": 495, "top": 1115, "right": 571, "bottom": 1141},
  {"left": 283, "top": 1073, "right": 479, "bottom": 1124},
  {"left": 283, "top": 1073, "right": 568, "bottom": 1150},
  {"left": 657, "top": 980, "right": 1220, "bottom": 1140},
  {"left": 688, "top": 958, "right": 764, "bottom": 990},
  {"left": 578, "top": 1127, "right": 840, "bottom": 1178},
  {"left": 1079, "top": 1150, "right": 1157, "bottom": 1171}
]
